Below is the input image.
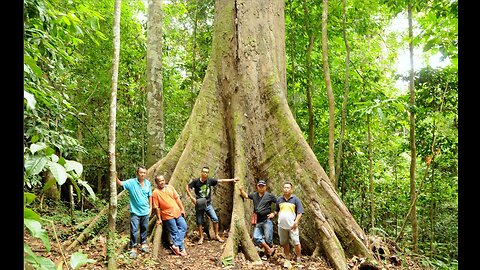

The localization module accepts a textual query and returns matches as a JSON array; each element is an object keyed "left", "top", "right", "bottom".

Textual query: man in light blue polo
[{"left": 116, "top": 165, "right": 152, "bottom": 258}]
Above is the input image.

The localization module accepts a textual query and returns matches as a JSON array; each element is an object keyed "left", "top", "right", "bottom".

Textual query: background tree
[
  {"left": 106, "top": 0, "right": 122, "bottom": 268},
  {"left": 301, "top": 0, "right": 317, "bottom": 148},
  {"left": 334, "top": 0, "right": 351, "bottom": 187},
  {"left": 146, "top": 0, "right": 166, "bottom": 167},
  {"left": 321, "top": 0, "right": 337, "bottom": 185}
]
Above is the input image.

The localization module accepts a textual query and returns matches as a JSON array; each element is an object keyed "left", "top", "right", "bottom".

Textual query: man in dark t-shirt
[
  {"left": 186, "top": 166, "right": 239, "bottom": 244},
  {"left": 239, "top": 179, "right": 277, "bottom": 257}
]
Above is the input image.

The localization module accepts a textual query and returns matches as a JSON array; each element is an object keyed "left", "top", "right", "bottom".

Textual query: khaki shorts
[{"left": 278, "top": 226, "right": 300, "bottom": 246}]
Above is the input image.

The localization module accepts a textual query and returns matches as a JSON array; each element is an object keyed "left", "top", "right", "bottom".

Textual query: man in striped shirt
[{"left": 274, "top": 182, "right": 304, "bottom": 263}]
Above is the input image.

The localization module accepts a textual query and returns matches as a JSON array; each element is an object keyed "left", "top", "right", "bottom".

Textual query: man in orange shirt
[{"left": 152, "top": 175, "right": 188, "bottom": 256}]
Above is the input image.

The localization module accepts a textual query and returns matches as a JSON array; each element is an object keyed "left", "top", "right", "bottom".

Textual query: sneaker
[
  {"left": 129, "top": 250, "right": 137, "bottom": 259},
  {"left": 296, "top": 257, "right": 302, "bottom": 263},
  {"left": 140, "top": 244, "right": 150, "bottom": 253},
  {"left": 179, "top": 249, "right": 187, "bottom": 256},
  {"left": 197, "top": 237, "right": 204, "bottom": 245}
]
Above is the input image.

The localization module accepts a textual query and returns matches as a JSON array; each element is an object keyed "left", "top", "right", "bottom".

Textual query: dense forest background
[{"left": 23, "top": 0, "right": 458, "bottom": 269}]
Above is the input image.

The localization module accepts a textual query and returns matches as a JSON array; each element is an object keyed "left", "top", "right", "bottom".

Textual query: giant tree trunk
[
  {"left": 148, "top": 1, "right": 372, "bottom": 269},
  {"left": 71, "top": 1, "right": 373, "bottom": 269}
]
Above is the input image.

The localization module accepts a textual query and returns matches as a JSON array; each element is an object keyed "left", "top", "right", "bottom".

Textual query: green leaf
[
  {"left": 24, "top": 244, "right": 56, "bottom": 270},
  {"left": 65, "top": 160, "right": 83, "bottom": 177},
  {"left": 24, "top": 207, "right": 41, "bottom": 221},
  {"left": 24, "top": 56, "right": 43, "bottom": 77},
  {"left": 30, "top": 142, "right": 48, "bottom": 154},
  {"left": 24, "top": 90, "right": 37, "bottom": 110},
  {"left": 24, "top": 218, "right": 51, "bottom": 251},
  {"left": 221, "top": 255, "right": 234, "bottom": 267},
  {"left": 376, "top": 108, "right": 386, "bottom": 124},
  {"left": 70, "top": 178, "right": 82, "bottom": 203},
  {"left": 24, "top": 192, "right": 37, "bottom": 205},
  {"left": 70, "top": 252, "right": 96, "bottom": 270},
  {"left": 50, "top": 154, "right": 60, "bottom": 163},
  {"left": 78, "top": 180, "right": 97, "bottom": 201},
  {"left": 24, "top": 155, "right": 49, "bottom": 177},
  {"left": 48, "top": 161, "right": 68, "bottom": 185}
]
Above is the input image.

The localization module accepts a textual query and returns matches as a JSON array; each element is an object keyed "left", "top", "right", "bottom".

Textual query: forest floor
[
  {"left": 25, "top": 219, "right": 429, "bottom": 270},
  {"left": 26, "top": 227, "right": 333, "bottom": 270}
]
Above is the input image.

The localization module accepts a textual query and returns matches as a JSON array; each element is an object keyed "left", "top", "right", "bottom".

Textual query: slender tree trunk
[
  {"left": 305, "top": 33, "right": 315, "bottom": 147},
  {"left": 367, "top": 114, "right": 374, "bottom": 230},
  {"left": 146, "top": 0, "right": 165, "bottom": 167},
  {"left": 69, "top": 184, "right": 75, "bottom": 225},
  {"left": 393, "top": 155, "right": 399, "bottom": 237},
  {"left": 407, "top": 4, "right": 418, "bottom": 253},
  {"left": 429, "top": 162, "right": 435, "bottom": 258},
  {"left": 106, "top": 0, "right": 121, "bottom": 268},
  {"left": 302, "top": 0, "right": 315, "bottom": 148},
  {"left": 335, "top": 0, "right": 350, "bottom": 189},
  {"left": 321, "top": 0, "right": 336, "bottom": 184}
]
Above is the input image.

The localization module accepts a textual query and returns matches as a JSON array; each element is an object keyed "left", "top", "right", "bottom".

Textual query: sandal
[
  {"left": 267, "top": 247, "right": 276, "bottom": 257},
  {"left": 215, "top": 236, "right": 225, "bottom": 243},
  {"left": 170, "top": 245, "right": 181, "bottom": 255}
]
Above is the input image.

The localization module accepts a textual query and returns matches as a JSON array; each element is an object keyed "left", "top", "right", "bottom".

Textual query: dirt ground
[
  {"left": 25, "top": 221, "right": 425, "bottom": 270},
  {"left": 26, "top": 229, "right": 335, "bottom": 269}
]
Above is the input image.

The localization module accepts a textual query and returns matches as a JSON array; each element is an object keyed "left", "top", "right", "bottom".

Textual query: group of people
[
  {"left": 116, "top": 165, "right": 238, "bottom": 258},
  {"left": 239, "top": 180, "right": 304, "bottom": 263},
  {"left": 117, "top": 165, "right": 304, "bottom": 263}
]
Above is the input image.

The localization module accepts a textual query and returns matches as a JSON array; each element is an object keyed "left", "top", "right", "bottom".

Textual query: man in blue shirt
[{"left": 116, "top": 165, "right": 152, "bottom": 258}]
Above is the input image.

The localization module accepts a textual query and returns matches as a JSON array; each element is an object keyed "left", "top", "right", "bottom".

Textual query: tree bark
[
  {"left": 302, "top": 0, "right": 315, "bottom": 149},
  {"left": 146, "top": 0, "right": 166, "bottom": 167},
  {"left": 367, "top": 114, "right": 374, "bottom": 230},
  {"left": 335, "top": 0, "right": 350, "bottom": 189},
  {"left": 69, "top": 1, "right": 373, "bottom": 269},
  {"left": 321, "top": 0, "right": 336, "bottom": 185},
  {"left": 106, "top": 0, "right": 122, "bottom": 268}
]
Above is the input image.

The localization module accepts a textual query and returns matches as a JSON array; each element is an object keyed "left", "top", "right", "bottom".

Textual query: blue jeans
[
  {"left": 195, "top": 203, "right": 219, "bottom": 225},
  {"left": 130, "top": 213, "right": 149, "bottom": 248},
  {"left": 253, "top": 218, "right": 273, "bottom": 246},
  {"left": 164, "top": 215, "right": 188, "bottom": 251}
]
